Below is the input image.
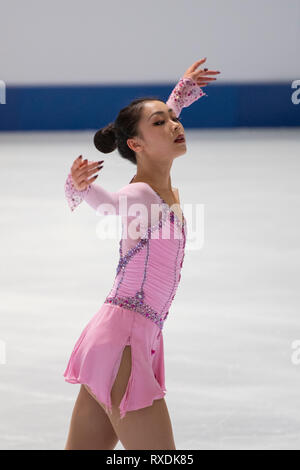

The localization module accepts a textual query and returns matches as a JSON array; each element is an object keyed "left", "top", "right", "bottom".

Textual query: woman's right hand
[{"left": 70, "top": 155, "right": 104, "bottom": 191}]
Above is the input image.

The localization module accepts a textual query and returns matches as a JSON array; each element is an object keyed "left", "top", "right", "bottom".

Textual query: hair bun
[{"left": 94, "top": 122, "right": 117, "bottom": 153}]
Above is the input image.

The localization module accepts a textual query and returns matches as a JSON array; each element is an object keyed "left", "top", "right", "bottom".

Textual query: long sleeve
[
  {"left": 166, "top": 76, "right": 206, "bottom": 117},
  {"left": 64, "top": 171, "right": 158, "bottom": 220}
]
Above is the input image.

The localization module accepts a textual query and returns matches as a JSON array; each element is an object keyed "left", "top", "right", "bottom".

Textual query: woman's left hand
[{"left": 183, "top": 58, "right": 221, "bottom": 87}]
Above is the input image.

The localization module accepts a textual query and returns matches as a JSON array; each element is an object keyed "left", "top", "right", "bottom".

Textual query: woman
[{"left": 63, "top": 58, "right": 220, "bottom": 450}]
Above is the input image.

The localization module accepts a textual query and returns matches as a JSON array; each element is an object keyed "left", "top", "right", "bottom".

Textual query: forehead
[{"left": 142, "top": 101, "right": 175, "bottom": 120}]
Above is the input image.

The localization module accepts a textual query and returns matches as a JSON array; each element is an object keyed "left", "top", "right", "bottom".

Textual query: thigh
[
  {"left": 108, "top": 345, "right": 176, "bottom": 450},
  {"left": 113, "top": 397, "right": 176, "bottom": 450},
  {"left": 64, "top": 384, "right": 119, "bottom": 450}
]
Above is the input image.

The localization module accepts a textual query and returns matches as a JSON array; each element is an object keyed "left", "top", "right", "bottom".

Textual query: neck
[{"left": 133, "top": 162, "right": 173, "bottom": 192}]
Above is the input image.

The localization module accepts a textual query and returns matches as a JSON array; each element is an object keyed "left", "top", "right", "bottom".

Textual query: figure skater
[{"left": 63, "top": 58, "right": 220, "bottom": 450}]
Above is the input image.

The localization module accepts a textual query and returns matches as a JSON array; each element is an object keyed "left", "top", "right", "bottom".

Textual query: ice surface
[{"left": 0, "top": 128, "right": 299, "bottom": 449}]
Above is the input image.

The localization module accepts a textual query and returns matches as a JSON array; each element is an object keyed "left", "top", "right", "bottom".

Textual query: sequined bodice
[{"left": 104, "top": 200, "right": 187, "bottom": 331}]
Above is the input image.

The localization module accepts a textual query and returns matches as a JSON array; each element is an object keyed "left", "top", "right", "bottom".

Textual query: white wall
[{"left": 1, "top": 0, "right": 299, "bottom": 85}]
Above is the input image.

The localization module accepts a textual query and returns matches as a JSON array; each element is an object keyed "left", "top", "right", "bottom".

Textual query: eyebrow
[{"left": 148, "top": 108, "right": 174, "bottom": 120}]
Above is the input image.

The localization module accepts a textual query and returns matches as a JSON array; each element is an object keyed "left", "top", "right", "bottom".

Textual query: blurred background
[{"left": 0, "top": 0, "right": 299, "bottom": 450}]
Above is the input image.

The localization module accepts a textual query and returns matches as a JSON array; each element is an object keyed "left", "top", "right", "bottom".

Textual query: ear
[{"left": 127, "top": 137, "right": 143, "bottom": 153}]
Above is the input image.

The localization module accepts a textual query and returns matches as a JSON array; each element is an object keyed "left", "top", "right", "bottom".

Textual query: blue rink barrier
[{"left": 0, "top": 82, "right": 299, "bottom": 131}]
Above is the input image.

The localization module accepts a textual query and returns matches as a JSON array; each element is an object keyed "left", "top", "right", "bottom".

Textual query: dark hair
[{"left": 93, "top": 97, "right": 164, "bottom": 165}]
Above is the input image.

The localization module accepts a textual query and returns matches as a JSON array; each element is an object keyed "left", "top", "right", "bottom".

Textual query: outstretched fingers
[
  {"left": 185, "top": 57, "right": 207, "bottom": 74},
  {"left": 183, "top": 57, "right": 221, "bottom": 87},
  {"left": 71, "top": 156, "right": 104, "bottom": 190}
]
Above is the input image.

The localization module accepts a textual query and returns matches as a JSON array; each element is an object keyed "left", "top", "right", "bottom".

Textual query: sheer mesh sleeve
[{"left": 166, "top": 76, "right": 206, "bottom": 117}]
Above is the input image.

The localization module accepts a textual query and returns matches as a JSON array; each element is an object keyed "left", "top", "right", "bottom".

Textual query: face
[{"left": 127, "top": 101, "right": 186, "bottom": 163}]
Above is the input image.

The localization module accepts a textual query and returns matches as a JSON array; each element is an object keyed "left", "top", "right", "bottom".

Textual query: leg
[
  {"left": 64, "top": 384, "right": 119, "bottom": 450},
  {"left": 107, "top": 345, "right": 176, "bottom": 450}
]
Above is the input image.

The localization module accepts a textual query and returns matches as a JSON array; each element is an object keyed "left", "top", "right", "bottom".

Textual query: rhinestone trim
[{"left": 104, "top": 292, "right": 165, "bottom": 331}]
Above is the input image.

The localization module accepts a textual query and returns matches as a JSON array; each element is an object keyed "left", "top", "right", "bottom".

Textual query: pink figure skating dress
[{"left": 63, "top": 77, "right": 206, "bottom": 419}]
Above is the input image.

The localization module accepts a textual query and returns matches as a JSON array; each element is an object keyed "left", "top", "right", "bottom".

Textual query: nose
[
  {"left": 172, "top": 120, "right": 181, "bottom": 136},
  {"left": 173, "top": 120, "right": 181, "bottom": 131}
]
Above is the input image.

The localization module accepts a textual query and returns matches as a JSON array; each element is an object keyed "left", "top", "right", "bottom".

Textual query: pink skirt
[{"left": 63, "top": 303, "right": 166, "bottom": 419}]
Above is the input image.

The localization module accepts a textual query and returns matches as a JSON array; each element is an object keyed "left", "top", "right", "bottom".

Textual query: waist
[{"left": 104, "top": 293, "right": 170, "bottom": 331}]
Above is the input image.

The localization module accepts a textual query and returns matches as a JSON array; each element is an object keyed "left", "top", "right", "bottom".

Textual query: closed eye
[{"left": 154, "top": 116, "right": 182, "bottom": 126}]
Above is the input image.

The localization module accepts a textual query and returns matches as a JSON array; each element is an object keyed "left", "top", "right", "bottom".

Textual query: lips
[{"left": 174, "top": 134, "right": 185, "bottom": 142}]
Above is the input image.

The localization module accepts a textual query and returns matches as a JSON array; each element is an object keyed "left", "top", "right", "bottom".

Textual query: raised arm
[
  {"left": 166, "top": 58, "right": 220, "bottom": 116},
  {"left": 166, "top": 76, "right": 206, "bottom": 117}
]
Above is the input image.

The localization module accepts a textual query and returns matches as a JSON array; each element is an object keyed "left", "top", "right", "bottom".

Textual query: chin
[{"left": 174, "top": 146, "right": 187, "bottom": 158}]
